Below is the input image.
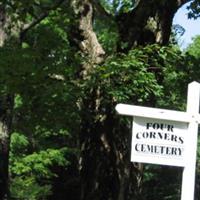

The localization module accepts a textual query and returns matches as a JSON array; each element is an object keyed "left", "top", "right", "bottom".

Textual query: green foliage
[
  {"left": 143, "top": 165, "right": 182, "bottom": 200},
  {"left": 10, "top": 132, "right": 29, "bottom": 154},
  {"left": 11, "top": 148, "right": 69, "bottom": 178},
  {"left": 11, "top": 176, "right": 52, "bottom": 200},
  {"left": 95, "top": 20, "right": 119, "bottom": 54},
  {"left": 10, "top": 132, "right": 72, "bottom": 199},
  {"left": 186, "top": 35, "right": 200, "bottom": 58},
  {"left": 187, "top": 0, "right": 200, "bottom": 19},
  {"left": 0, "top": 9, "right": 80, "bottom": 199},
  {"left": 179, "top": 35, "right": 200, "bottom": 88},
  {"left": 86, "top": 45, "right": 167, "bottom": 106},
  {"left": 85, "top": 44, "right": 188, "bottom": 109},
  {"left": 155, "top": 46, "right": 188, "bottom": 110}
]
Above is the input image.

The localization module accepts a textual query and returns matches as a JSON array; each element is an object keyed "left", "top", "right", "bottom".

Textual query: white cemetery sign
[
  {"left": 131, "top": 117, "right": 187, "bottom": 167},
  {"left": 115, "top": 81, "right": 200, "bottom": 200}
]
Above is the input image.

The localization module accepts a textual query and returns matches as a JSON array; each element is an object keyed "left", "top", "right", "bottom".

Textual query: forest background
[{"left": 0, "top": 0, "right": 200, "bottom": 199}]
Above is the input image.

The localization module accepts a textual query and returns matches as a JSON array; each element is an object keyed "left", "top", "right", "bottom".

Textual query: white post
[{"left": 181, "top": 81, "right": 200, "bottom": 200}]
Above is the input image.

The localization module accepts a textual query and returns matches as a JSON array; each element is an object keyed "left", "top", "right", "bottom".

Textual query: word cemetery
[{"left": 115, "top": 81, "right": 200, "bottom": 200}]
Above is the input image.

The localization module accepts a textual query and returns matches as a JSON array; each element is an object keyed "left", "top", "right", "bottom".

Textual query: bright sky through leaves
[{"left": 173, "top": 3, "right": 200, "bottom": 49}]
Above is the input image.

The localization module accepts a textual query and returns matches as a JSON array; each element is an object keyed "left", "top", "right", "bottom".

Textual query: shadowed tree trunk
[
  {"left": 0, "top": 4, "right": 14, "bottom": 199},
  {"left": 0, "top": 95, "right": 14, "bottom": 200},
  {"left": 69, "top": 1, "right": 143, "bottom": 199}
]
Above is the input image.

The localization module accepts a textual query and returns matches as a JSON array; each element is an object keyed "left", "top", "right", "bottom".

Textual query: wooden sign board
[
  {"left": 131, "top": 117, "right": 187, "bottom": 167},
  {"left": 115, "top": 81, "right": 200, "bottom": 200}
]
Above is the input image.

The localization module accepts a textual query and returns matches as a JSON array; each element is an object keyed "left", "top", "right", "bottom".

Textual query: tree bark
[
  {"left": 0, "top": 3, "right": 6, "bottom": 46},
  {"left": 0, "top": 95, "right": 14, "bottom": 200},
  {"left": 69, "top": 1, "right": 110, "bottom": 199},
  {"left": 0, "top": 6, "right": 13, "bottom": 189},
  {"left": 70, "top": 0, "right": 105, "bottom": 78},
  {"left": 0, "top": 4, "right": 14, "bottom": 199},
  {"left": 69, "top": 1, "right": 143, "bottom": 199},
  {"left": 117, "top": 0, "right": 190, "bottom": 51}
]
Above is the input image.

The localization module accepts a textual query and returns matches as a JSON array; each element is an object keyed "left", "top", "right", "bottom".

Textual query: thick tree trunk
[
  {"left": 69, "top": 1, "right": 115, "bottom": 199},
  {"left": 70, "top": 1, "right": 142, "bottom": 199},
  {"left": 0, "top": 95, "right": 13, "bottom": 200},
  {"left": 70, "top": 0, "right": 105, "bottom": 77},
  {"left": 0, "top": 4, "right": 14, "bottom": 199}
]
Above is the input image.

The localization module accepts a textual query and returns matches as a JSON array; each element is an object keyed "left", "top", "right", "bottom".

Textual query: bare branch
[
  {"left": 20, "top": 0, "right": 65, "bottom": 41},
  {"left": 132, "top": 0, "right": 141, "bottom": 9}
]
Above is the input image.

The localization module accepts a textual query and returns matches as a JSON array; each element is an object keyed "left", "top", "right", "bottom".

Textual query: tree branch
[
  {"left": 91, "top": 0, "right": 112, "bottom": 18},
  {"left": 177, "top": 0, "right": 192, "bottom": 7},
  {"left": 131, "top": 0, "right": 141, "bottom": 9},
  {"left": 20, "top": 0, "right": 65, "bottom": 41}
]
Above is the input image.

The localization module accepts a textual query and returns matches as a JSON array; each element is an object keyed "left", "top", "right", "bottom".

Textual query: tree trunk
[
  {"left": 0, "top": 4, "right": 14, "bottom": 199},
  {"left": 70, "top": 0, "right": 105, "bottom": 78},
  {"left": 0, "top": 95, "right": 14, "bottom": 200},
  {"left": 0, "top": 3, "right": 6, "bottom": 46},
  {"left": 70, "top": 1, "right": 142, "bottom": 198},
  {"left": 69, "top": 0, "right": 191, "bottom": 199}
]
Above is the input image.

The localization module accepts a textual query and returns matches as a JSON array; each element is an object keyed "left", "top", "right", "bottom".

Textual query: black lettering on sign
[
  {"left": 135, "top": 122, "right": 184, "bottom": 145},
  {"left": 135, "top": 131, "right": 184, "bottom": 144},
  {"left": 146, "top": 122, "right": 174, "bottom": 132},
  {"left": 134, "top": 143, "right": 183, "bottom": 157}
]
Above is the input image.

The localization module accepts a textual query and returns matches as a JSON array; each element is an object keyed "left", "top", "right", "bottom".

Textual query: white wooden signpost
[{"left": 115, "top": 81, "right": 200, "bottom": 200}]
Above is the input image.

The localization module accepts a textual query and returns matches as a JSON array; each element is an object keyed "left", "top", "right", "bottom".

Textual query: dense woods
[{"left": 0, "top": 0, "right": 200, "bottom": 199}]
